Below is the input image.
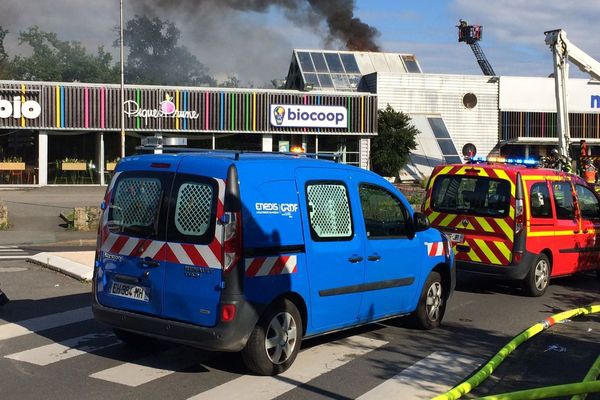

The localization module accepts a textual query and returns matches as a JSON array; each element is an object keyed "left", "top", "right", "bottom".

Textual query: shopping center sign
[
  {"left": 0, "top": 96, "right": 41, "bottom": 119},
  {"left": 270, "top": 105, "right": 347, "bottom": 128},
  {"left": 123, "top": 93, "right": 199, "bottom": 125}
]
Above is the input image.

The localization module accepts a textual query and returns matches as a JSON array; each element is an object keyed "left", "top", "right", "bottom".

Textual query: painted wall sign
[
  {"left": 123, "top": 93, "right": 200, "bottom": 125},
  {"left": 270, "top": 104, "right": 347, "bottom": 128},
  {"left": 0, "top": 96, "right": 41, "bottom": 119}
]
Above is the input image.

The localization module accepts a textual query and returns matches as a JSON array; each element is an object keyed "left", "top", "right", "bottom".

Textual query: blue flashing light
[{"left": 469, "top": 156, "right": 538, "bottom": 166}]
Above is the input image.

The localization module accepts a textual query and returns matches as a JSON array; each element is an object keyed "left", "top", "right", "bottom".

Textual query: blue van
[{"left": 92, "top": 150, "right": 454, "bottom": 375}]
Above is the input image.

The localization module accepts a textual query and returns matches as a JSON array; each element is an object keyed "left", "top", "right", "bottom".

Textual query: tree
[
  {"left": 370, "top": 105, "right": 419, "bottom": 177},
  {"left": 9, "top": 26, "right": 118, "bottom": 83},
  {"left": 0, "top": 26, "right": 10, "bottom": 79},
  {"left": 121, "top": 15, "right": 215, "bottom": 86}
]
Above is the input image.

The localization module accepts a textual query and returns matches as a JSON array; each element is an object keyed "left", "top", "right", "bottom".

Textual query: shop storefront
[{"left": 0, "top": 81, "right": 377, "bottom": 185}]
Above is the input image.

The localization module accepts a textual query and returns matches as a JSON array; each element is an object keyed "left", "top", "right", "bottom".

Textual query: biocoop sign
[{"left": 271, "top": 105, "right": 347, "bottom": 128}]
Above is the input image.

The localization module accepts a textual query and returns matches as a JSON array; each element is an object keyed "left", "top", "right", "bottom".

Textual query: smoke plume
[{"left": 133, "top": 0, "right": 380, "bottom": 52}]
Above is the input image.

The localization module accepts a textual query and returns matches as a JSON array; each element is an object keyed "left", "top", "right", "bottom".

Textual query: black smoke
[{"left": 133, "top": 0, "right": 380, "bottom": 52}]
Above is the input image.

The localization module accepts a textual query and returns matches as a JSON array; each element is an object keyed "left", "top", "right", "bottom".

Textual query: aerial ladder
[
  {"left": 544, "top": 29, "right": 600, "bottom": 168},
  {"left": 457, "top": 20, "right": 496, "bottom": 76}
]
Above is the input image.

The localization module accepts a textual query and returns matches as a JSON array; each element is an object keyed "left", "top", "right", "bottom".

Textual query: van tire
[
  {"left": 411, "top": 271, "right": 445, "bottom": 330},
  {"left": 523, "top": 254, "right": 550, "bottom": 297},
  {"left": 241, "top": 299, "right": 302, "bottom": 376}
]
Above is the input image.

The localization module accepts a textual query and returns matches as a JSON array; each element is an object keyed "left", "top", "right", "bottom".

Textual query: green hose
[
  {"left": 474, "top": 380, "right": 600, "bottom": 400},
  {"left": 572, "top": 354, "right": 600, "bottom": 400},
  {"left": 432, "top": 304, "right": 600, "bottom": 400}
]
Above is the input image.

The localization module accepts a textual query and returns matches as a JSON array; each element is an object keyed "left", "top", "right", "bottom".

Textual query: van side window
[
  {"left": 530, "top": 183, "right": 552, "bottom": 218},
  {"left": 551, "top": 181, "right": 575, "bottom": 220},
  {"left": 174, "top": 182, "right": 214, "bottom": 236},
  {"left": 359, "top": 184, "right": 408, "bottom": 238},
  {"left": 306, "top": 182, "right": 353, "bottom": 241},
  {"left": 576, "top": 184, "right": 600, "bottom": 220}
]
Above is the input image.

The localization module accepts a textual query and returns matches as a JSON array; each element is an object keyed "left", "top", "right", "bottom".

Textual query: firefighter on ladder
[{"left": 584, "top": 158, "right": 597, "bottom": 186}]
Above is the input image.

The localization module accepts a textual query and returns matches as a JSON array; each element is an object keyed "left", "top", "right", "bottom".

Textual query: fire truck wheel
[
  {"left": 523, "top": 254, "right": 550, "bottom": 297},
  {"left": 242, "top": 298, "right": 303, "bottom": 376},
  {"left": 411, "top": 271, "right": 445, "bottom": 330}
]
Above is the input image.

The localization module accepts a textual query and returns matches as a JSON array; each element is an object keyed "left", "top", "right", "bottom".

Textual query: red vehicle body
[{"left": 423, "top": 159, "right": 600, "bottom": 296}]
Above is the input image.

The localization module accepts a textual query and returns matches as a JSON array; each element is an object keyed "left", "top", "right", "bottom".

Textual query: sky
[{"left": 1, "top": 0, "right": 599, "bottom": 85}]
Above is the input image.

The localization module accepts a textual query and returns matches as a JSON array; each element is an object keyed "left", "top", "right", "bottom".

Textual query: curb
[{"left": 27, "top": 252, "right": 93, "bottom": 282}]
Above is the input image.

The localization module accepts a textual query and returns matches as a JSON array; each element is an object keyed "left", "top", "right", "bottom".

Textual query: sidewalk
[
  {"left": 1, "top": 186, "right": 103, "bottom": 280},
  {"left": 28, "top": 251, "right": 95, "bottom": 281},
  {"left": 0, "top": 186, "right": 105, "bottom": 246}
]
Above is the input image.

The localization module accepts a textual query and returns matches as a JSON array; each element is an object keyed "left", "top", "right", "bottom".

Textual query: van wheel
[
  {"left": 523, "top": 254, "right": 550, "bottom": 297},
  {"left": 411, "top": 271, "right": 445, "bottom": 330},
  {"left": 242, "top": 299, "right": 302, "bottom": 376}
]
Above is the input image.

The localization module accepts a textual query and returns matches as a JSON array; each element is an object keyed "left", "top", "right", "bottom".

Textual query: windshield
[{"left": 430, "top": 175, "right": 511, "bottom": 218}]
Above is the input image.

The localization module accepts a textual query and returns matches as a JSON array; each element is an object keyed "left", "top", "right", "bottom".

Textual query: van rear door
[
  {"left": 96, "top": 168, "right": 173, "bottom": 317},
  {"left": 426, "top": 168, "right": 514, "bottom": 266},
  {"left": 160, "top": 160, "right": 225, "bottom": 327}
]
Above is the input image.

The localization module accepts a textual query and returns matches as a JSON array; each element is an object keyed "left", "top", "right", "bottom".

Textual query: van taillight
[
  {"left": 221, "top": 211, "right": 242, "bottom": 273},
  {"left": 513, "top": 251, "right": 523, "bottom": 264},
  {"left": 515, "top": 198, "right": 524, "bottom": 234}
]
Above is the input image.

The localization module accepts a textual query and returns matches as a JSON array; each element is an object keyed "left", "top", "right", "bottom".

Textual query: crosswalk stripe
[
  {"left": 188, "top": 335, "right": 389, "bottom": 400},
  {"left": 89, "top": 347, "right": 205, "bottom": 387},
  {"left": 5, "top": 333, "right": 118, "bottom": 366},
  {"left": 356, "top": 351, "right": 484, "bottom": 400},
  {"left": 0, "top": 246, "right": 18, "bottom": 249},
  {"left": 0, "top": 307, "right": 92, "bottom": 341},
  {"left": 0, "top": 249, "right": 25, "bottom": 252},
  {"left": 0, "top": 255, "right": 30, "bottom": 259}
]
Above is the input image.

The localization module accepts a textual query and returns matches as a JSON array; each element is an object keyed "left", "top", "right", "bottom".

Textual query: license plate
[
  {"left": 110, "top": 281, "right": 150, "bottom": 302},
  {"left": 448, "top": 233, "right": 464, "bottom": 243}
]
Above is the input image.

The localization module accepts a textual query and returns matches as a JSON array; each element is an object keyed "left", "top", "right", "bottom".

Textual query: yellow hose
[{"left": 433, "top": 304, "right": 600, "bottom": 400}]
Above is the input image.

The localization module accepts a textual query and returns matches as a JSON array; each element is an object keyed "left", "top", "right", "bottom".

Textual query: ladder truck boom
[
  {"left": 458, "top": 20, "right": 496, "bottom": 76},
  {"left": 544, "top": 29, "right": 600, "bottom": 166}
]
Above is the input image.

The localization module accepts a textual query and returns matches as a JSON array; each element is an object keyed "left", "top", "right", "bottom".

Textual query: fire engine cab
[{"left": 423, "top": 156, "right": 600, "bottom": 296}]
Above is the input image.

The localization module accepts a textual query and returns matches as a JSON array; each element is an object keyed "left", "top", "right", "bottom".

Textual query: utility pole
[{"left": 120, "top": 0, "right": 125, "bottom": 158}]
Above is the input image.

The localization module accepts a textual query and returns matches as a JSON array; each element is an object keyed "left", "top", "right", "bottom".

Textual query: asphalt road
[{"left": 0, "top": 259, "right": 598, "bottom": 400}]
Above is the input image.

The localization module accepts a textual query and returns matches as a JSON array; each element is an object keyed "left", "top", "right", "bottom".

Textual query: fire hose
[{"left": 432, "top": 304, "right": 600, "bottom": 400}]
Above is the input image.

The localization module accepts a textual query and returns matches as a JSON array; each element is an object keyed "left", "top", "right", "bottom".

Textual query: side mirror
[{"left": 413, "top": 212, "right": 430, "bottom": 233}]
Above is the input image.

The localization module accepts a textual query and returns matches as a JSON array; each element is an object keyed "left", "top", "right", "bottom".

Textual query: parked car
[
  {"left": 422, "top": 156, "right": 600, "bottom": 296},
  {"left": 92, "top": 150, "right": 454, "bottom": 375}
]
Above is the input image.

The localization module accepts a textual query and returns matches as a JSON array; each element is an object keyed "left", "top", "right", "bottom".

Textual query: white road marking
[
  {"left": 0, "top": 249, "right": 24, "bottom": 252},
  {"left": 5, "top": 333, "right": 118, "bottom": 365},
  {"left": 0, "top": 307, "right": 92, "bottom": 341},
  {"left": 356, "top": 351, "right": 484, "bottom": 400},
  {"left": 0, "top": 256, "right": 30, "bottom": 259},
  {"left": 188, "top": 335, "right": 389, "bottom": 400},
  {"left": 89, "top": 347, "right": 204, "bottom": 387}
]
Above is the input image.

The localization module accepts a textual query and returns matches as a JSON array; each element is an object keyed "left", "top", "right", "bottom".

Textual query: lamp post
[{"left": 119, "top": 0, "right": 125, "bottom": 158}]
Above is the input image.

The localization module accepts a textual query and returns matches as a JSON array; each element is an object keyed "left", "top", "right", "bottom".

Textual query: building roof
[{"left": 285, "top": 49, "right": 422, "bottom": 92}]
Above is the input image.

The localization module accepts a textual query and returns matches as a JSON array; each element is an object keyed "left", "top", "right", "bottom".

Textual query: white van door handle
[{"left": 348, "top": 255, "right": 363, "bottom": 263}]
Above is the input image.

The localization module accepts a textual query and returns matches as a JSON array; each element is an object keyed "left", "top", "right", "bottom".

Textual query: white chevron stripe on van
[
  {"left": 169, "top": 243, "right": 193, "bottom": 265},
  {"left": 194, "top": 244, "right": 220, "bottom": 268},
  {"left": 357, "top": 351, "right": 484, "bottom": 400},
  {"left": 187, "top": 335, "right": 388, "bottom": 400},
  {"left": 140, "top": 240, "right": 163, "bottom": 259}
]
